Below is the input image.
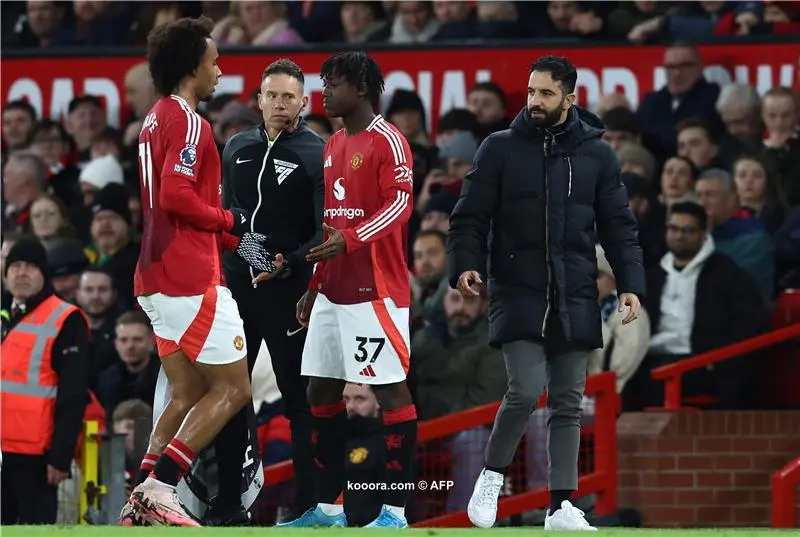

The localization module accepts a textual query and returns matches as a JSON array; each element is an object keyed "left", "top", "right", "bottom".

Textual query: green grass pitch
[{"left": 2, "top": 528, "right": 795, "bottom": 536}]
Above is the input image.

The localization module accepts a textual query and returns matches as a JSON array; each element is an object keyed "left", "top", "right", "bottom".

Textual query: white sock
[
  {"left": 386, "top": 505, "right": 405, "bottom": 519},
  {"left": 319, "top": 503, "right": 343, "bottom": 516}
]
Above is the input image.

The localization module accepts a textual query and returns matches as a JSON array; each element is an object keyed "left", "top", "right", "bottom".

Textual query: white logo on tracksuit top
[{"left": 274, "top": 159, "right": 298, "bottom": 185}]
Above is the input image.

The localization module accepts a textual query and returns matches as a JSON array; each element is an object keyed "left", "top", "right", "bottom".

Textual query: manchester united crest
[
  {"left": 348, "top": 447, "right": 369, "bottom": 464},
  {"left": 351, "top": 152, "right": 364, "bottom": 170},
  {"left": 234, "top": 335, "right": 244, "bottom": 351}
]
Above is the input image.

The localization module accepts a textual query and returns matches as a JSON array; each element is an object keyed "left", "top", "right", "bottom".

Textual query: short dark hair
[
  {"left": 529, "top": 55, "right": 578, "bottom": 94},
  {"left": 414, "top": 229, "right": 447, "bottom": 247},
  {"left": 112, "top": 398, "right": 153, "bottom": 423},
  {"left": 263, "top": 58, "right": 304, "bottom": 84},
  {"left": 31, "top": 118, "right": 69, "bottom": 143},
  {"left": 668, "top": 155, "right": 699, "bottom": 181},
  {"left": 438, "top": 108, "right": 481, "bottom": 138},
  {"left": 92, "top": 127, "right": 123, "bottom": 152},
  {"left": 601, "top": 107, "right": 640, "bottom": 136},
  {"left": 669, "top": 200, "right": 708, "bottom": 231},
  {"left": 676, "top": 117, "right": 716, "bottom": 144},
  {"left": 147, "top": 16, "right": 214, "bottom": 97},
  {"left": 305, "top": 113, "right": 333, "bottom": 134},
  {"left": 320, "top": 51, "right": 385, "bottom": 108},
  {"left": 116, "top": 310, "right": 153, "bottom": 330},
  {"left": 68, "top": 95, "right": 102, "bottom": 114},
  {"left": 79, "top": 266, "right": 115, "bottom": 289},
  {"left": 469, "top": 82, "right": 507, "bottom": 108},
  {"left": 2, "top": 100, "right": 36, "bottom": 121}
]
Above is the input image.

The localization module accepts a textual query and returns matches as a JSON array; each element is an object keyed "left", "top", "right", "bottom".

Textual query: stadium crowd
[{"left": 2, "top": 0, "right": 800, "bottom": 527}]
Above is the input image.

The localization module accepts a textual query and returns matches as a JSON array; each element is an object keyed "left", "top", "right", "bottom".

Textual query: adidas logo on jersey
[
  {"left": 274, "top": 159, "right": 298, "bottom": 185},
  {"left": 359, "top": 365, "right": 377, "bottom": 377}
]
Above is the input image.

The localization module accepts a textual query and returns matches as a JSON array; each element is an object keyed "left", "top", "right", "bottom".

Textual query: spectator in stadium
[
  {"left": 714, "top": 1, "right": 800, "bottom": 36},
  {"left": 449, "top": 55, "right": 644, "bottom": 531},
  {"left": 637, "top": 44, "right": 723, "bottom": 163},
  {"left": 774, "top": 206, "right": 800, "bottom": 290},
  {"left": 621, "top": 172, "right": 667, "bottom": 270},
  {"left": 97, "top": 310, "right": 160, "bottom": 416},
  {"left": 419, "top": 286, "right": 507, "bottom": 511},
  {"left": 51, "top": 0, "right": 131, "bottom": 47},
  {"left": 1, "top": 238, "right": 90, "bottom": 525},
  {"left": 220, "top": 58, "right": 325, "bottom": 525},
  {"left": 65, "top": 95, "right": 107, "bottom": 165},
  {"left": 86, "top": 183, "right": 138, "bottom": 305},
  {"left": 122, "top": 63, "right": 158, "bottom": 148},
  {"left": 676, "top": 118, "right": 728, "bottom": 172},
  {"left": 206, "top": 93, "right": 241, "bottom": 147},
  {"left": 29, "top": 194, "right": 73, "bottom": 251},
  {"left": 90, "top": 127, "right": 123, "bottom": 161},
  {"left": 617, "top": 142, "right": 657, "bottom": 183},
  {"left": 695, "top": 168, "right": 775, "bottom": 300},
  {"left": 72, "top": 154, "right": 125, "bottom": 243},
  {"left": 305, "top": 113, "right": 334, "bottom": 140},
  {"left": 436, "top": 108, "right": 482, "bottom": 148},
  {"left": 431, "top": 0, "right": 476, "bottom": 40},
  {"left": 2, "top": 0, "right": 66, "bottom": 48},
  {"left": 733, "top": 155, "right": 787, "bottom": 234},
  {"left": 112, "top": 399, "right": 154, "bottom": 483},
  {"left": 47, "top": 239, "right": 88, "bottom": 304},
  {"left": 211, "top": 1, "right": 304, "bottom": 46},
  {"left": 29, "top": 119, "right": 80, "bottom": 208},
  {"left": 338, "top": 1, "right": 391, "bottom": 43},
  {"left": 474, "top": 1, "right": 521, "bottom": 40},
  {"left": 417, "top": 131, "right": 477, "bottom": 213},
  {"left": 715, "top": 83, "right": 763, "bottom": 149},
  {"left": 760, "top": 86, "right": 800, "bottom": 206},
  {"left": 0, "top": 231, "right": 26, "bottom": 290},
  {"left": 467, "top": 82, "right": 510, "bottom": 140},
  {"left": 76, "top": 267, "right": 121, "bottom": 382},
  {"left": 606, "top": 0, "right": 669, "bottom": 39},
  {"left": 390, "top": 1, "right": 440, "bottom": 43},
  {"left": 411, "top": 229, "right": 449, "bottom": 329},
  {"left": 218, "top": 105, "right": 261, "bottom": 144},
  {"left": 660, "top": 156, "right": 698, "bottom": 208},
  {"left": 630, "top": 201, "right": 768, "bottom": 410},
  {"left": 342, "top": 383, "right": 385, "bottom": 526},
  {"left": 421, "top": 191, "right": 457, "bottom": 234},
  {"left": 593, "top": 92, "right": 633, "bottom": 118},
  {"left": 600, "top": 106, "right": 641, "bottom": 152},
  {"left": 2, "top": 100, "right": 36, "bottom": 152},
  {"left": 387, "top": 89, "right": 430, "bottom": 147},
  {"left": 2, "top": 151, "right": 47, "bottom": 234}
]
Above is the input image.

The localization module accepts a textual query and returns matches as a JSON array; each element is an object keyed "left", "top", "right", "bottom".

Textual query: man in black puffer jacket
[{"left": 447, "top": 55, "right": 645, "bottom": 531}]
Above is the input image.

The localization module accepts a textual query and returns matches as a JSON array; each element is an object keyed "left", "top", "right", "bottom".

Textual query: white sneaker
[
  {"left": 544, "top": 500, "right": 597, "bottom": 531},
  {"left": 467, "top": 468, "right": 504, "bottom": 528}
]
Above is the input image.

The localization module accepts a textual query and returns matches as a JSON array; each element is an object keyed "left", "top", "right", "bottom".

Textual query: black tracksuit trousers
[{"left": 213, "top": 271, "right": 315, "bottom": 513}]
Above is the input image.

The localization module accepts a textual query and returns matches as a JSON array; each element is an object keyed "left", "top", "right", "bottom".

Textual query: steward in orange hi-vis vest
[{"left": 1, "top": 238, "right": 91, "bottom": 525}]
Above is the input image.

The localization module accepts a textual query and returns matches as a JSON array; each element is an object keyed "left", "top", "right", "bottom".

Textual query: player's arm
[
  {"left": 219, "top": 135, "right": 244, "bottom": 250},
  {"left": 308, "top": 261, "right": 326, "bottom": 291},
  {"left": 158, "top": 114, "right": 243, "bottom": 234},
  {"left": 339, "top": 137, "right": 414, "bottom": 253}
]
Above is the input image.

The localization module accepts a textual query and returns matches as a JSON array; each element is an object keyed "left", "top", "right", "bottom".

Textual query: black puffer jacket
[{"left": 447, "top": 106, "right": 645, "bottom": 349}]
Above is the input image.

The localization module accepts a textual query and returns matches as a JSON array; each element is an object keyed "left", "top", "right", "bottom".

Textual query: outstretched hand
[
  {"left": 306, "top": 223, "right": 346, "bottom": 263},
  {"left": 252, "top": 253, "right": 285, "bottom": 284}
]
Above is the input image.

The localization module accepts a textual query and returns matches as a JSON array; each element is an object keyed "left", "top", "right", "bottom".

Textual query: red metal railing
[
  {"left": 772, "top": 456, "right": 800, "bottom": 528},
  {"left": 262, "top": 371, "right": 619, "bottom": 526},
  {"left": 650, "top": 323, "right": 800, "bottom": 410}
]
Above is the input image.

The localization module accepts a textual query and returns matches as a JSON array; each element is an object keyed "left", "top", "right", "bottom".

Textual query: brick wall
[{"left": 617, "top": 411, "right": 800, "bottom": 527}]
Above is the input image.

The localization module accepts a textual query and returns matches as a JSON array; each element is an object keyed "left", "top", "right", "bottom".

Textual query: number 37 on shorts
[{"left": 300, "top": 294, "right": 411, "bottom": 385}]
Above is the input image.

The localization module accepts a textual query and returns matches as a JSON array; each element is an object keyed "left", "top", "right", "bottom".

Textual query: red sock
[{"left": 153, "top": 439, "right": 196, "bottom": 486}]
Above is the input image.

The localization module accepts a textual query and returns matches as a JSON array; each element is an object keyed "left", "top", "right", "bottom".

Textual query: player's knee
[
  {"left": 507, "top": 378, "right": 542, "bottom": 411},
  {"left": 171, "top": 381, "right": 206, "bottom": 413},
  {"left": 226, "top": 379, "right": 252, "bottom": 410}
]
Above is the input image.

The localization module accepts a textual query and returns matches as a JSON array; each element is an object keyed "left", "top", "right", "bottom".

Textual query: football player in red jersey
[
  {"left": 277, "top": 52, "right": 416, "bottom": 529},
  {"left": 118, "top": 17, "right": 276, "bottom": 527}
]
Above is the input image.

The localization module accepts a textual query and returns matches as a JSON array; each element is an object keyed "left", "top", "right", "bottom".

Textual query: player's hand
[
  {"left": 306, "top": 223, "right": 346, "bottom": 263},
  {"left": 252, "top": 253, "right": 285, "bottom": 284},
  {"left": 229, "top": 207, "right": 252, "bottom": 236},
  {"left": 618, "top": 292, "right": 642, "bottom": 325},
  {"left": 456, "top": 270, "right": 483, "bottom": 297},
  {"left": 296, "top": 290, "right": 318, "bottom": 327},
  {"left": 236, "top": 232, "right": 277, "bottom": 274},
  {"left": 47, "top": 464, "right": 69, "bottom": 486}
]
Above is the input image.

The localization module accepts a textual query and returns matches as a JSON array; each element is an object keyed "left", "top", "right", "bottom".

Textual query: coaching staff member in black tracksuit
[
  {"left": 212, "top": 59, "right": 325, "bottom": 525},
  {"left": 447, "top": 55, "right": 645, "bottom": 528}
]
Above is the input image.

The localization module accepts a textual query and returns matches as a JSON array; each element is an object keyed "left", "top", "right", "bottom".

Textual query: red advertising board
[{"left": 2, "top": 43, "right": 798, "bottom": 132}]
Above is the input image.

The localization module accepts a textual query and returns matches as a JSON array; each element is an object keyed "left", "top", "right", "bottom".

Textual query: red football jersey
[
  {"left": 310, "top": 115, "right": 413, "bottom": 307},
  {"left": 134, "top": 95, "right": 225, "bottom": 297}
]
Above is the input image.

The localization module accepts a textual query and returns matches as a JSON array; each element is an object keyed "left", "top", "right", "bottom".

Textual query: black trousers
[
  {"left": 215, "top": 270, "right": 315, "bottom": 512},
  {"left": 1, "top": 454, "right": 58, "bottom": 524}
]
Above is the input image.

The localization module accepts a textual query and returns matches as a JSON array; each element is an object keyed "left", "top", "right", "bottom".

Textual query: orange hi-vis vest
[{"left": 1, "top": 295, "right": 81, "bottom": 455}]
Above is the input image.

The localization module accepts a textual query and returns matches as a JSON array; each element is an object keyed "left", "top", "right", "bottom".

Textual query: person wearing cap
[
  {"left": 0, "top": 238, "right": 91, "bottom": 525},
  {"left": 48, "top": 238, "right": 90, "bottom": 304},
  {"left": 421, "top": 191, "right": 457, "bottom": 234},
  {"left": 65, "top": 95, "right": 106, "bottom": 166},
  {"left": 417, "top": 131, "right": 478, "bottom": 216},
  {"left": 86, "top": 183, "right": 139, "bottom": 307}
]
